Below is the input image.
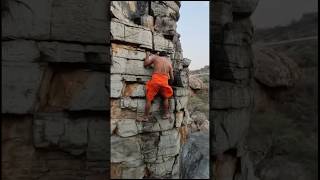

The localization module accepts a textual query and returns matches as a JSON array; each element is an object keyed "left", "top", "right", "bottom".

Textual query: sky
[
  {"left": 252, "top": 0, "right": 318, "bottom": 28},
  {"left": 177, "top": 1, "right": 209, "bottom": 70}
]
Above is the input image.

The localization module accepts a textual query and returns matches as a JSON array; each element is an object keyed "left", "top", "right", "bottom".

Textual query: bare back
[{"left": 152, "top": 56, "right": 172, "bottom": 77}]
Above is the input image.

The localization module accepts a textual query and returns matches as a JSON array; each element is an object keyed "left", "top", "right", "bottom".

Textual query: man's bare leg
[
  {"left": 137, "top": 99, "right": 152, "bottom": 122},
  {"left": 162, "top": 98, "right": 170, "bottom": 120}
]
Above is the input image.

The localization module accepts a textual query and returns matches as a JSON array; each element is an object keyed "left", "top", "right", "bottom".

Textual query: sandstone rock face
[
  {"left": 253, "top": 47, "right": 301, "bottom": 87},
  {"left": 212, "top": 0, "right": 258, "bottom": 179},
  {"left": 1, "top": 0, "right": 109, "bottom": 179},
  {"left": 110, "top": 1, "right": 189, "bottom": 179},
  {"left": 181, "top": 131, "right": 209, "bottom": 179}
]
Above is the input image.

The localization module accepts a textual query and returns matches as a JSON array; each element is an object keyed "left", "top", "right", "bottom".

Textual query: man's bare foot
[
  {"left": 162, "top": 113, "right": 171, "bottom": 120},
  {"left": 137, "top": 115, "right": 149, "bottom": 122}
]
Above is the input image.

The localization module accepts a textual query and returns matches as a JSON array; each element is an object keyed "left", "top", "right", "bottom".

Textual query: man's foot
[
  {"left": 162, "top": 113, "right": 171, "bottom": 121},
  {"left": 136, "top": 115, "right": 149, "bottom": 122}
]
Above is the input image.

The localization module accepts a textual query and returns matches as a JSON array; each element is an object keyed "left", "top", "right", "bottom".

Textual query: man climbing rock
[{"left": 136, "top": 51, "right": 174, "bottom": 122}]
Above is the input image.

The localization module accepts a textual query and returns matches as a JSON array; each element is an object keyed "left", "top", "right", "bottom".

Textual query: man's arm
[{"left": 144, "top": 52, "right": 155, "bottom": 67}]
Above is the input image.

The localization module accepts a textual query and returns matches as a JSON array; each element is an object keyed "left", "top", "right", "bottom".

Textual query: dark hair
[{"left": 159, "top": 51, "right": 168, "bottom": 57}]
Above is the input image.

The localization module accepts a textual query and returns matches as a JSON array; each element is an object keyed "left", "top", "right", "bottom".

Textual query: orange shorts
[{"left": 146, "top": 73, "right": 173, "bottom": 101}]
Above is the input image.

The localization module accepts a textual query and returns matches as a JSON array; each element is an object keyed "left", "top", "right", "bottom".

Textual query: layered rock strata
[
  {"left": 211, "top": 0, "right": 259, "bottom": 179},
  {"left": 2, "top": 0, "right": 109, "bottom": 179},
  {"left": 110, "top": 1, "right": 191, "bottom": 179}
]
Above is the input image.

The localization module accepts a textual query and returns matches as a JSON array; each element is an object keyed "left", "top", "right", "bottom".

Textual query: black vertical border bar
[
  {"left": 106, "top": 0, "right": 111, "bottom": 178},
  {"left": 209, "top": 0, "right": 213, "bottom": 179}
]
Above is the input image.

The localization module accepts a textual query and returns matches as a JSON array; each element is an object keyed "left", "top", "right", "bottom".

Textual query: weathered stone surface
[
  {"left": 111, "top": 1, "right": 149, "bottom": 24},
  {"left": 45, "top": 70, "right": 107, "bottom": 111},
  {"left": 121, "top": 97, "right": 138, "bottom": 110},
  {"left": 253, "top": 47, "right": 301, "bottom": 87},
  {"left": 232, "top": 0, "right": 259, "bottom": 15},
  {"left": 140, "top": 132, "right": 160, "bottom": 161},
  {"left": 111, "top": 19, "right": 153, "bottom": 48},
  {"left": 2, "top": 40, "right": 40, "bottom": 62},
  {"left": 111, "top": 57, "right": 127, "bottom": 74},
  {"left": 212, "top": 1, "right": 233, "bottom": 26},
  {"left": 110, "top": 1, "right": 189, "bottom": 178},
  {"left": 122, "top": 75, "right": 150, "bottom": 82},
  {"left": 33, "top": 113, "right": 89, "bottom": 155},
  {"left": 39, "top": 42, "right": 108, "bottom": 64},
  {"left": 211, "top": 80, "right": 252, "bottom": 109},
  {"left": 189, "top": 76, "right": 206, "bottom": 90},
  {"left": 223, "top": 18, "right": 254, "bottom": 46},
  {"left": 154, "top": 16, "right": 177, "bottom": 36},
  {"left": 182, "top": 58, "right": 191, "bottom": 67},
  {"left": 110, "top": 74, "right": 124, "bottom": 98},
  {"left": 162, "top": 1, "right": 180, "bottom": 14},
  {"left": 181, "top": 131, "right": 209, "bottom": 179},
  {"left": 176, "top": 96, "right": 189, "bottom": 111},
  {"left": 147, "top": 157, "right": 176, "bottom": 177},
  {"left": 182, "top": 110, "right": 193, "bottom": 126},
  {"left": 51, "top": 0, "right": 108, "bottom": 43},
  {"left": 2, "top": 0, "right": 51, "bottom": 39},
  {"left": 173, "top": 87, "right": 189, "bottom": 97},
  {"left": 2, "top": 0, "right": 109, "bottom": 179},
  {"left": 190, "top": 111, "right": 209, "bottom": 132},
  {"left": 211, "top": 108, "right": 251, "bottom": 155},
  {"left": 175, "top": 111, "right": 184, "bottom": 127},
  {"left": 151, "top": 1, "right": 179, "bottom": 21},
  {"left": 112, "top": 44, "right": 146, "bottom": 60},
  {"left": 214, "top": 45, "right": 253, "bottom": 68},
  {"left": 111, "top": 135, "right": 142, "bottom": 163},
  {"left": 121, "top": 165, "right": 146, "bottom": 179},
  {"left": 154, "top": 33, "right": 174, "bottom": 52},
  {"left": 87, "top": 118, "right": 108, "bottom": 160},
  {"left": 136, "top": 112, "right": 175, "bottom": 133},
  {"left": 158, "top": 129, "right": 180, "bottom": 157},
  {"left": 68, "top": 72, "right": 107, "bottom": 111},
  {"left": 123, "top": 83, "right": 145, "bottom": 97},
  {"left": 141, "top": 15, "right": 154, "bottom": 29},
  {"left": 116, "top": 119, "right": 138, "bottom": 137},
  {"left": 59, "top": 118, "right": 88, "bottom": 155},
  {"left": 2, "top": 62, "right": 44, "bottom": 114},
  {"left": 126, "top": 60, "right": 153, "bottom": 75},
  {"left": 257, "top": 156, "right": 309, "bottom": 180}
]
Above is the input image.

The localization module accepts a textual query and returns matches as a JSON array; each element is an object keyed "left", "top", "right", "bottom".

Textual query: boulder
[
  {"left": 190, "top": 111, "right": 209, "bottom": 131},
  {"left": 181, "top": 131, "right": 209, "bottom": 179},
  {"left": 253, "top": 47, "right": 301, "bottom": 87},
  {"left": 189, "top": 76, "right": 205, "bottom": 90}
]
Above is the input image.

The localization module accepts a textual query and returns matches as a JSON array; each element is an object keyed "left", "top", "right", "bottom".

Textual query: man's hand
[{"left": 144, "top": 51, "right": 154, "bottom": 67}]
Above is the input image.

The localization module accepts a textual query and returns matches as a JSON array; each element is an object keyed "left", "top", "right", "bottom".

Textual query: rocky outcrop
[
  {"left": 189, "top": 76, "right": 207, "bottom": 90},
  {"left": 1, "top": 0, "right": 109, "bottom": 179},
  {"left": 110, "top": 1, "right": 190, "bottom": 179},
  {"left": 181, "top": 131, "right": 209, "bottom": 179},
  {"left": 211, "top": 0, "right": 259, "bottom": 179},
  {"left": 253, "top": 47, "right": 301, "bottom": 88}
]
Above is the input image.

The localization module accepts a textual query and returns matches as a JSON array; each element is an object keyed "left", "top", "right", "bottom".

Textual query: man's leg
[
  {"left": 144, "top": 99, "right": 152, "bottom": 117},
  {"left": 162, "top": 97, "right": 170, "bottom": 119}
]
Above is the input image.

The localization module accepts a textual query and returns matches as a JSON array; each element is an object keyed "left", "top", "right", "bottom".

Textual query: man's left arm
[{"left": 144, "top": 52, "right": 155, "bottom": 67}]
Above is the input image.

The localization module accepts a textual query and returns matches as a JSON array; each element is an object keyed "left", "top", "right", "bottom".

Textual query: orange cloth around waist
[{"left": 145, "top": 73, "right": 173, "bottom": 101}]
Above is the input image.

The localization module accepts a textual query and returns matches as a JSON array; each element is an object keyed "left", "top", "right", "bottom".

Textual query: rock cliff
[
  {"left": 110, "top": 1, "right": 191, "bottom": 179},
  {"left": 211, "top": 0, "right": 259, "bottom": 179},
  {"left": 2, "top": 0, "right": 109, "bottom": 179}
]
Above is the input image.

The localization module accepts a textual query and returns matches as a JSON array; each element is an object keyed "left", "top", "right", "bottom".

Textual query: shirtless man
[{"left": 137, "top": 51, "right": 174, "bottom": 122}]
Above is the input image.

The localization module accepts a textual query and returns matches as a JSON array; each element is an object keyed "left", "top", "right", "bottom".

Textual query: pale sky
[{"left": 177, "top": 1, "right": 209, "bottom": 70}]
